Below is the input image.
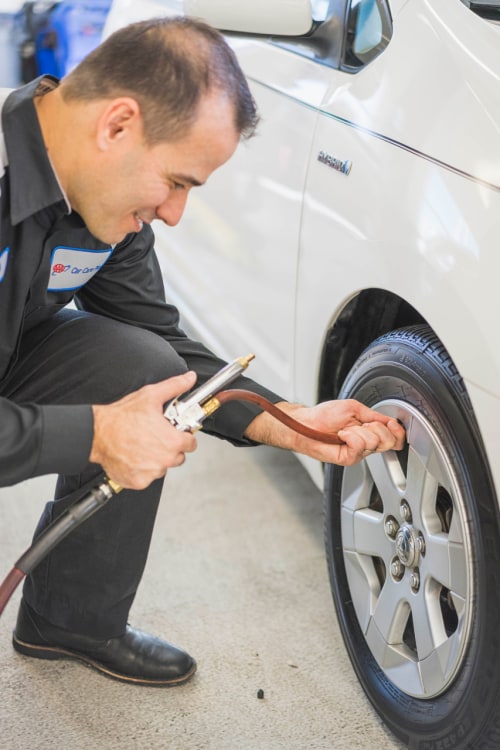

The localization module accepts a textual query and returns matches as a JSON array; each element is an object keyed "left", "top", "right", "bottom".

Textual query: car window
[
  {"left": 461, "top": 0, "right": 500, "bottom": 21},
  {"left": 353, "top": 0, "right": 383, "bottom": 53},
  {"left": 343, "top": 0, "right": 392, "bottom": 70}
]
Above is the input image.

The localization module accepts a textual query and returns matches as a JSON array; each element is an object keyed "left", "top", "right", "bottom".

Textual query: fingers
[
  {"left": 344, "top": 401, "right": 406, "bottom": 448},
  {"left": 387, "top": 418, "right": 406, "bottom": 450},
  {"left": 103, "top": 428, "right": 197, "bottom": 491},
  {"left": 338, "top": 418, "right": 405, "bottom": 459},
  {"left": 150, "top": 370, "right": 198, "bottom": 405}
]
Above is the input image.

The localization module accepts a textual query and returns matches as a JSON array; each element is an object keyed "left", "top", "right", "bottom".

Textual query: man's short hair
[{"left": 61, "top": 16, "right": 259, "bottom": 144}]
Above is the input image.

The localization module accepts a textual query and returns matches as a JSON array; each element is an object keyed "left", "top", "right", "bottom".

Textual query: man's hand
[
  {"left": 245, "top": 398, "right": 406, "bottom": 466},
  {"left": 90, "top": 372, "right": 198, "bottom": 490}
]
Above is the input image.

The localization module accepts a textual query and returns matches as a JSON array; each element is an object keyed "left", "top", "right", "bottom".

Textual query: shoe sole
[{"left": 12, "top": 634, "right": 197, "bottom": 687}]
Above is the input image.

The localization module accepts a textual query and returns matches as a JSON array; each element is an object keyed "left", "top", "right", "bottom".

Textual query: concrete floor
[{"left": 0, "top": 433, "right": 405, "bottom": 750}]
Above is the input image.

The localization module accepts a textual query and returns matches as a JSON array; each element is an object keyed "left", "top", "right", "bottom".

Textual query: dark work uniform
[{"left": 0, "top": 77, "right": 280, "bottom": 637}]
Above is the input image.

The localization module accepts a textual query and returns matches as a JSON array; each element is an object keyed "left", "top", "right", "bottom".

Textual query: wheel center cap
[{"left": 395, "top": 524, "right": 419, "bottom": 567}]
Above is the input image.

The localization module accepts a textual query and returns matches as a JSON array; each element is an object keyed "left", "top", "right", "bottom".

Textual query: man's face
[{"left": 73, "top": 92, "right": 240, "bottom": 245}]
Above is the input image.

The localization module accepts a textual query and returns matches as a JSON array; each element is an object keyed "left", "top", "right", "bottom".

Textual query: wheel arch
[{"left": 317, "top": 288, "right": 426, "bottom": 403}]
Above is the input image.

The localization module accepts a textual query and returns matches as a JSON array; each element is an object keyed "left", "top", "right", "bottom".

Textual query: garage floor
[{"left": 0, "top": 433, "right": 405, "bottom": 749}]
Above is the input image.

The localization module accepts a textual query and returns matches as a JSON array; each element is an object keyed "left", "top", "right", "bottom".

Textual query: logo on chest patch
[
  {"left": 0, "top": 247, "right": 9, "bottom": 282},
  {"left": 48, "top": 245, "right": 113, "bottom": 291}
]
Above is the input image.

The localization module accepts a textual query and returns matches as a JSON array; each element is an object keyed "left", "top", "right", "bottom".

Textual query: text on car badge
[{"left": 317, "top": 150, "right": 352, "bottom": 175}]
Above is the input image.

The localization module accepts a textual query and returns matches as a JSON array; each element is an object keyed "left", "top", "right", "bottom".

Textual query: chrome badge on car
[{"left": 318, "top": 150, "right": 352, "bottom": 175}]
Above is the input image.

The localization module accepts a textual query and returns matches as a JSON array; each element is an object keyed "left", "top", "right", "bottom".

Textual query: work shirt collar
[{"left": 2, "top": 75, "right": 71, "bottom": 226}]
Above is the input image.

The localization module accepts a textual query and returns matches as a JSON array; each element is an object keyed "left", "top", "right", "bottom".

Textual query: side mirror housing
[{"left": 184, "top": 0, "right": 314, "bottom": 36}]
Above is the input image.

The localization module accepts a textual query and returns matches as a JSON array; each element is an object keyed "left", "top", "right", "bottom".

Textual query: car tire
[{"left": 324, "top": 324, "right": 500, "bottom": 749}]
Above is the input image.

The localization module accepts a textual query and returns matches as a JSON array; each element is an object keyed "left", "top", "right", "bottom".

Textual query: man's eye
[{"left": 171, "top": 181, "right": 186, "bottom": 191}]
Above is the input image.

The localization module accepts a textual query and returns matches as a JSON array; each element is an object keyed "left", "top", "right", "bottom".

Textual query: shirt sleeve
[
  {"left": 75, "top": 226, "right": 284, "bottom": 446},
  {"left": 0, "top": 397, "right": 93, "bottom": 487}
]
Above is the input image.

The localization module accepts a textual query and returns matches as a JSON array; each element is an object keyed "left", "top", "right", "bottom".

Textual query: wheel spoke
[
  {"left": 341, "top": 460, "right": 372, "bottom": 513},
  {"left": 411, "top": 582, "right": 447, "bottom": 660},
  {"left": 368, "top": 577, "right": 410, "bottom": 644},
  {"left": 365, "top": 452, "right": 406, "bottom": 518},
  {"left": 404, "top": 444, "right": 440, "bottom": 531},
  {"left": 418, "top": 631, "right": 463, "bottom": 696},
  {"left": 342, "top": 506, "right": 392, "bottom": 560},
  {"left": 423, "top": 533, "right": 468, "bottom": 599},
  {"left": 344, "top": 550, "right": 382, "bottom": 632}
]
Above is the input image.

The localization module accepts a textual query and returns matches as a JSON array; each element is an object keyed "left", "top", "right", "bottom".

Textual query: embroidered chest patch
[{"left": 48, "top": 245, "right": 113, "bottom": 291}]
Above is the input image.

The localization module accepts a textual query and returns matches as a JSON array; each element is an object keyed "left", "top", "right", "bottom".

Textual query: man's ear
[{"left": 96, "top": 97, "right": 142, "bottom": 150}]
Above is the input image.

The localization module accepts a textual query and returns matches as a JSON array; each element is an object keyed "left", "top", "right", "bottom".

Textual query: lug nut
[
  {"left": 385, "top": 518, "right": 399, "bottom": 538},
  {"left": 391, "top": 559, "right": 404, "bottom": 580},
  {"left": 410, "top": 569, "right": 420, "bottom": 592},
  {"left": 416, "top": 534, "right": 426, "bottom": 556},
  {"left": 400, "top": 500, "right": 412, "bottom": 522}
]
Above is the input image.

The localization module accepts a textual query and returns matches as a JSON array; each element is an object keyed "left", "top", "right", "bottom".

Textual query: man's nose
[{"left": 156, "top": 190, "right": 189, "bottom": 227}]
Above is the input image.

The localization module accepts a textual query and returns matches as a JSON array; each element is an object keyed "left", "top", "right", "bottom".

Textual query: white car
[{"left": 104, "top": 2, "right": 500, "bottom": 747}]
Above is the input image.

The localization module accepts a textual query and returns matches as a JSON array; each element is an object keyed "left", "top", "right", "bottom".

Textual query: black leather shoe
[{"left": 13, "top": 599, "right": 196, "bottom": 686}]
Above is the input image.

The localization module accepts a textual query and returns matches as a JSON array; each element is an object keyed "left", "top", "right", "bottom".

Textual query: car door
[{"left": 154, "top": 35, "right": 333, "bottom": 396}]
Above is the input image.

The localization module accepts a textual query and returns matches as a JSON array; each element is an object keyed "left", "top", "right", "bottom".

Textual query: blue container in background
[
  {"left": 16, "top": 0, "right": 111, "bottom": 83},
  {"left": 42, "top": 0, "right": 112, "bottom": 77},
  {"left": 17, "top": 2, "right": 63, "bottom": 83}
]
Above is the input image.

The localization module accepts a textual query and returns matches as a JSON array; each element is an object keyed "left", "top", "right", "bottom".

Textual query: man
[{"left": 0, "top": 17, "right": 405, "bottom": 687}]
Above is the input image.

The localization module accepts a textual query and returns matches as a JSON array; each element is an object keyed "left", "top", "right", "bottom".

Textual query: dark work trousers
[{"left": 0, "top": 308, "right": 189, "bottom": 638}]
